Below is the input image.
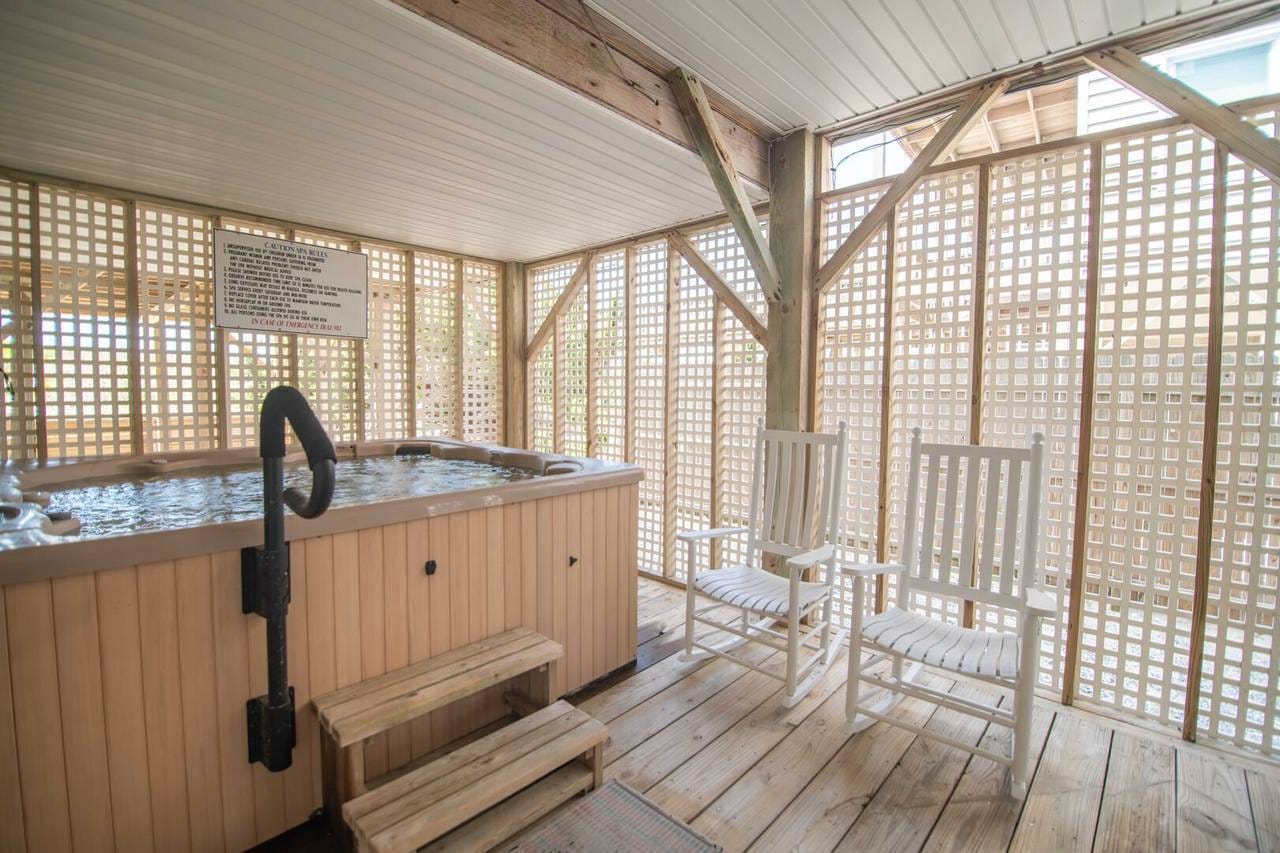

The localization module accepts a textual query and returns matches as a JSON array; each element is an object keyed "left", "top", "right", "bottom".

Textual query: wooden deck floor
[
  {"left": 568, "top": 577, "right": 1280, "bottom": 853},
  {"left": 264, "top": 576, "right": 1280, "bottom": 853}
]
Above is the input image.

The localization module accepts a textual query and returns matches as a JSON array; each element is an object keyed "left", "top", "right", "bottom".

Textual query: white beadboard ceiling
[
  {"left": 0, "top": 0, "right": 762, "bottom": 262},
  {"left": 587, "top": 0, "right": 1271, "bottom": 134}
]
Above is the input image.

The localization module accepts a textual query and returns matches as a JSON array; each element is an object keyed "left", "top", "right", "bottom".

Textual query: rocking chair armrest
[
  {"left": 785, "top": 544, "right": 835, "bottom": 575},
  {"left": 676, "top": 526, "right": 748, "bottom": 543},
  {"left": 840, "top": 561, "right": 908, "bottom": 578},
  {"left": 1024, "top": 587, "right": 1057, "bottom": 618}
]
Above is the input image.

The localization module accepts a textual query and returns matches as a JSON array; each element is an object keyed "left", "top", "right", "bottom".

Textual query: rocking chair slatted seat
[
  {"left": 680, "top": 419, "right": 849, "bottom": 707},
  {"left": 844, "top": 428, "right": 1054, "bottom": 798}
]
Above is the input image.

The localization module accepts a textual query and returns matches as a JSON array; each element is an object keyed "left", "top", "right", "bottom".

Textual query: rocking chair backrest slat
[
  {"left": 977, "top": 457, "right": 1002, "bottom": 593},
  {"left": 957, "top": 459, "right": 982, "bottom": 590},
  {"left": 1000, "top": 458, "right": 1023, "bottom": 598},
  {"left": 746, "top": 420, "right": 848, "bottom": 563},
  {"left": 789, "top": 441, "right": 807, "bottom": 544},
  {"left": 919, "top": 458, "right": 941, "bottom": 583},
  {"left": 897, "top": 428, "right": 1044, "bottom": 616}
]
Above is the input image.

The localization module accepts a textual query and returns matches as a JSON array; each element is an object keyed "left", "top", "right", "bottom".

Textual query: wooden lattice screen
[
  {"left": 814, "top": 98, "right": 1280, "bottom": 757},
  {"left": 0, "top": 176, "right": 504, "bottom": 461},
  {"left": 461, "top": 260, "right": 502, "bottom": 443},
  {"left": 526, "top": 227, "right": 766, "bottom": 583}
]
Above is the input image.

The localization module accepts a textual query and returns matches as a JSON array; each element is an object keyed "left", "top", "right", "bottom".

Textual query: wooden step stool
[
  {"left": 312, "top": 627, "right": 606, "bottom": 852},
  {"left": 347, "top": 700, "right": 604, "bottom": 852}
]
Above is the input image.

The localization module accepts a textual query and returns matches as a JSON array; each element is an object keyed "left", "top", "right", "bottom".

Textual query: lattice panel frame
[
  {"left": 528, "top": 347, "right": 554, "bottom": 454},
  {"left": 365, "top": 244, "right": 409, "bottom": 441},
  {"left": 887, "top": 168, "right": 979, "bottom": 624},
  {"left": 558, "top": 286, "right": 589, "bottom": 456},
  {"left": 526, "top": 259, "right": 577, "bottom": 450},
  {"left": 137, "top": 204, "right": 217, "bottom": 452},
  {"left": 0, "top": 179, "right": 38, "bottom": 461},
  {"left": 293, "top": 232, "right": 360, "bottom": 442},
  {"left": 591, "top": 251, "right": 627, "bottom": 461},
  {"left": 1198, "top": 111, "right": 1280, "bottom": 754},
  {"left": 673, "top": 254, "right": 716, "bottom": 581},
  {"left": 461, "top": 260, "right": 502, "bottom": 442},
  {"left": 39, "top": 186, "right": 133, "bottom": 459},
  {"left": 220, "top": 219, "right": 291, "bottom": 448},
  {"left": 817, "top": 186, "right": 890, "bottom": 621},
  {"left": 692, "top": 223, "right": 766, "bottom": 569},
  {"left": 632, "top": 241, "right": 668, "bottom": 576},
  {"left": 980, "top": 146, "right": 1092, "bottom": 690},
  {"left": 528, "top": 260, "right": 576, "bottom": 339},
  {"left": 414, "top": 252, "right": 458, "bottom": 437},
  {"left": 1075, "top": 126, "right": 1215, "bottom": 731}
]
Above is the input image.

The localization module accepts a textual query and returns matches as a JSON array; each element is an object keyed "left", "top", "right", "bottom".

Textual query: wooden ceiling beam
[
  {"left": 667, "top": 230, "right": 768, "bottom": 347},
  {"left": 668, "top": 68, "right": 782, "bottom": 303},
  {"left": 526, "top": 251, "right": 595, "bottom": 359},
  {"left": 391, "top": 0, "right": 771, "bottom": 188},
  {"left": 814, "top": 77, "right": 1009, "bottom": 296},
  {"left": 1085, "top": 45, "right": 1280, "bottom": 184},
  {"left": 533, "top": 0, "right": 778, "bottom": 141}
]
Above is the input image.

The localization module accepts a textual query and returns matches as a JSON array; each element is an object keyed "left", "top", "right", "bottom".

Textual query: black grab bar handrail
[{"left": 243, "top": 386, "right": 336, "bottom": 772}]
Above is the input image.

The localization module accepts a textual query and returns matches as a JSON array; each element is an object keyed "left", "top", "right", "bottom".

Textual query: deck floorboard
[{"left": 260, "top": 577, "right": 1280, "bottom": 853}]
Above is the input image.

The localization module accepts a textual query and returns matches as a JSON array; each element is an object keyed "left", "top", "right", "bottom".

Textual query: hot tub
[{"left": 0, "top": 439, "right": 641, "bottom": 851}]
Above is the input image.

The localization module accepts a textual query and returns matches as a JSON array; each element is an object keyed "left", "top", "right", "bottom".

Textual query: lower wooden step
[
  {"left": 344, "top": 700, "right": 605, "bottom": 853},
  {"left": 423, "top": 762, "right": 594, "bottom": 852}
]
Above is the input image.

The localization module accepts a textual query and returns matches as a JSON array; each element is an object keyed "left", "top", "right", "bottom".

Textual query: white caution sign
[{"left": 214, "top": 230, "right": 368, "bottom": 339}]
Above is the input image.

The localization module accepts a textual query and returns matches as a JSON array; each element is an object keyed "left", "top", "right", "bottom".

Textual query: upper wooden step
[
  {"left": 313, "top": 627, "right": 562, "bottom": 748},
  {"left": 345, "top": 699, "right": 605, "bottom": 853}
]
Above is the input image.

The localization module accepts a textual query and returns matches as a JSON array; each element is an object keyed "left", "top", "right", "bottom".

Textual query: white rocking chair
[
  {"left": 844, "top": 428, "right": 1054, "bottom": 799},
  {"left": 680, "top": 419, "right": 849, "bottom": 707}
]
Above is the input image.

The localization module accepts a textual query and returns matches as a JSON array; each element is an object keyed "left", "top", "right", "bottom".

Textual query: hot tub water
[{"left": 45, "top": 455, "right": 535, "bottom": 540}]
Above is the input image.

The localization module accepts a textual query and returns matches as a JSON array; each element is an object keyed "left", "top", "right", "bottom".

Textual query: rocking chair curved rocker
[
  {"left": 844, "top": 428, "right": 1053, "bottom": 799},
  {"left": 679, "top": 420, "right": 849, "bottom": 707}
]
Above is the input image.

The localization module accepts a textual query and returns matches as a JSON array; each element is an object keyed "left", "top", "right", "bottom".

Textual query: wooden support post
[
  {"left": 766, "top": 128, "right": 814, "bottom": 431},
  {"left": 405, "top": 250, "right": 418, "bottom": 436},
  {"left": 285, "top": 230, "right": 301, "bottom": 393},
  {"left": 1061, "top": 140, "right": 1105, "bottom": 706},
  {"left": 1085, "top": 46, "right": 1280, "bottom": 184},
  {"left": 711, "top": 299, "right": 723, "bottom": 570},
  {"left": 668, "top": 68, "right": 780, "bottom": 304},
  {"left": 211, "top": 215, "right": 231, "bottom": 449},
  {"left": 963, "top": 162, "right": 991, "bottom": 629},
  {"left": 586, "top": 257, "right": 597, "bottom": 457},
  {"left": 454, "top": 257, "right": 466, "bottom": 439},
  {"left": 814, "top": 78, "right": 1008, "bottom": 296},
  {"left": 624, "top": 246, "right": 636, "bottom": 463},
  {"left": 352, "top": 240, "right": 368, "bottom": 442},
  {"left": 504, "top": 261, "right": 527, "bottom": 448},
  {"left": 807, "top": 135, "right": 830, "bottom": 436},
  {"left": 873, "top": 217, "right": 897, "bottom": 614},
  {"left": 26, "top": 182, "right": 49, "bottom": 461},
  {"left": 1182, "top": 142, "right": 1229, "bottom": 741},
  {"left": 662, "top": 242, "right": 679, "bottom": 577},
  {"left": 123, "top": 198, "right": 144, "bottom": 454}
]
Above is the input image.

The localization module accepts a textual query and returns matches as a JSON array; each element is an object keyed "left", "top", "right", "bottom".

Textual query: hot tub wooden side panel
[{"left": 0, "top": 483, "right": 638, "bottom": 853}]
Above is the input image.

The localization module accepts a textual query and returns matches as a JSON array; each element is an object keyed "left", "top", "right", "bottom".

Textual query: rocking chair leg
[
  {"left": 845, "top": 626, "right": 863, "bottom": 721},
  {"left": 819, "top": 594, "right": 833, "bottom": 658},
  {"left": 682, "top": 562, "right": 697, "bottom": 659},
  {"left": 1010, "top": 617, "right": 1040, "bottom": 799},
  {"left": 784, "top": 592, "right": 800, "bottom": 702}
]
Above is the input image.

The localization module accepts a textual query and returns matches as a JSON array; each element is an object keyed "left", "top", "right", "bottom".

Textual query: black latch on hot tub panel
[{"left": 242, "top": 386, "right": 336, "bottom": 773}]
